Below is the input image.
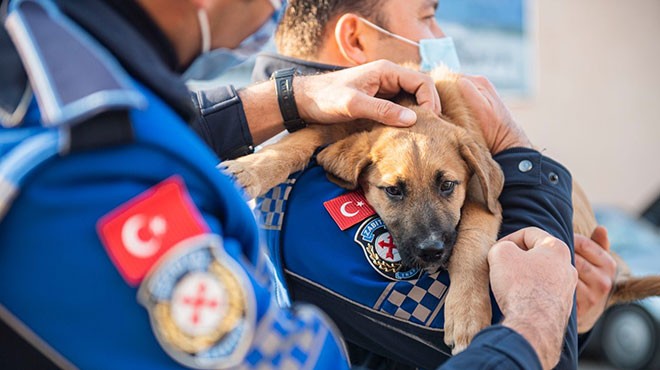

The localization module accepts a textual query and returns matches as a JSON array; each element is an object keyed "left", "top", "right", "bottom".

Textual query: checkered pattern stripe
[
  {"left": 241, "top": 305, "right": 327, "bottom": 370},
  {"left": 375, "top": 272, "right": 448, "bottom": 326},
  {"left": 254, "top": 179, "right": 296, "bottom": 231}
]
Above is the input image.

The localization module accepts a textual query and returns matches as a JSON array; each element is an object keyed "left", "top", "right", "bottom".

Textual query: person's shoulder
[{"left": 5, "top": 0, "right": 146, "bottom": 128}]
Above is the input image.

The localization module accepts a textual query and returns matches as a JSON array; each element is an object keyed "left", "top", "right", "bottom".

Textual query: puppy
[
  {"left": 222, "top": 67, "right": 660, "bottom": 354},
  {"left": 223, "top": 69, "right": 502, "bottom": 352}
]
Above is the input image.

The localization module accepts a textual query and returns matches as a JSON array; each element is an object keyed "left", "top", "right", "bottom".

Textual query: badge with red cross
[
  {"left": 354, "top": 216, "right": 420, "bottom": 281},
  {"left": 138, "top": 235, "right": 255, "bottom": 369}
]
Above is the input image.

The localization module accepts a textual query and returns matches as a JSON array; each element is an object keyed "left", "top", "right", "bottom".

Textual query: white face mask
[
  {"left": 183, "top": 1, "right": 283, "bottom": 81},
  {"left": 358, "top": 17, "right": 461, "bottom": 72}
]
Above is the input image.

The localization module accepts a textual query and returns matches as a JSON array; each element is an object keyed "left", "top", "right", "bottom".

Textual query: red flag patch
[
  {"left": 323, "top": 191, "right": 376, "bottom": 230},
  {"left": 97, "top": 176, "right": 209, "bottom": 286}
]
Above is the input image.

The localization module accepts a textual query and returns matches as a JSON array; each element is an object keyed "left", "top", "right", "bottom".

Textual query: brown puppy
[{"left": 222, "top": 67, "right": 660, "bottom": 353}]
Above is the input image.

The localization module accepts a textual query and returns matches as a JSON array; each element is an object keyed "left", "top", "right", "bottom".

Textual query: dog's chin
[{"left": 400, "top": 253, "right": 452, "bottom": 273}]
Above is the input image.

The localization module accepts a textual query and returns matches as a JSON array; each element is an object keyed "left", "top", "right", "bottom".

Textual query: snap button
[
  {"left": 549, "top": 172, "right": 559, "bottom": 184},
  {"left": 518, "top": 160, "right": 533, "bottom": 173}
]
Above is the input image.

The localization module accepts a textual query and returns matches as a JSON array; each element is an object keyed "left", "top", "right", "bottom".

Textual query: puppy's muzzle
[{"left": 416, "top": 231, "right": 457, "bottom": 267}]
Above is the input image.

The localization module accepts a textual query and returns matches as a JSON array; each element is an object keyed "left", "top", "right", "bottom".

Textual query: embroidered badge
[
  {"left": 354, "top": 216, "right": 420, "bottom": 281},
  {"left": 139, "top": 235, "right": 255, "bottom": 369},
  {"left": 97, "top": 176, "right": 208, "bottom": 285},
  {"left": 324, "top": 191, "right": 376, "bottom": 230}
]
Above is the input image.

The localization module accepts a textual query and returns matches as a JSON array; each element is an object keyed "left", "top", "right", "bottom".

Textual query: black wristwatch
[{"left": 271, "top": 67, "right": 307, "bottom": 133}]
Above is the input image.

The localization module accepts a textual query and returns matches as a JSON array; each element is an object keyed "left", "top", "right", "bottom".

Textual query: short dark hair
[{"left": 275, "top": 0, "right": 386, "bottom": 59}]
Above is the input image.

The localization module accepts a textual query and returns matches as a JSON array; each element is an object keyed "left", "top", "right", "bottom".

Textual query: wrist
[
  {"left": 492, "top": 136, "right": 533, "bottom": 155},
  {"left": 237, "top": 81, "right": 285, "bottom": 144},
  {"left": 272, "top": 68, "right": 307, "bottom": 133},
  {"left": 503, "top": 316, "right": 556, "bottom": 369}
]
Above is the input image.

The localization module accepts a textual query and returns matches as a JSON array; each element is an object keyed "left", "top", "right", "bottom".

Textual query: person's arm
[
  {"left": 440, "top": 228, "right": 578, "bottom": 370},
  {"left": 458, "top": 75, "right": 579, "bottom": 368},
  {"left": 190, "top": 60, "right": 441, "bottom": 160}
]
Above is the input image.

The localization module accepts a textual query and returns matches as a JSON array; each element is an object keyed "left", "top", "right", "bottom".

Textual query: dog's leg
[
  {"left": 444, "top": 200, "right": 501, "bottom": 354},
  {"left": 221, "top": 126, "right": 332, "bottom": 199}
]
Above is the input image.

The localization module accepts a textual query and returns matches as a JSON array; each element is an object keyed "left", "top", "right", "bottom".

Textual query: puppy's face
[
  {"left": 318, "top": 111, "right": 502, "bottom": 272},
  {"left": 360, "top": 123, "right": 470, "bottom": 270}
]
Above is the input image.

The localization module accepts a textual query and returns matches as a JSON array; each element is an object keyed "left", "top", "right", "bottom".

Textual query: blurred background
[{"left": 199, "top": 1, "right": 660, "bottom": 368}]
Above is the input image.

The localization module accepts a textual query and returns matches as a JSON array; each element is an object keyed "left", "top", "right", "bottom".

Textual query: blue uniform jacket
[
  {"left": 247, "top": 53, "right": 579, "bottom": 370},
  {"left": 0, "top": 1, "right": 348, "bottom": 369}
]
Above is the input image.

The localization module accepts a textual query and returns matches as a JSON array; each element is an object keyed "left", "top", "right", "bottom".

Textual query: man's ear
[
  {"left": 335, "top": 13, "right": 369, "bottom": 66},
  {"left": 317, "top": 132, "right": 371, "bottom": 189},
  {"left": 460, "top": 141, "right": 504, "bottom": 214}
]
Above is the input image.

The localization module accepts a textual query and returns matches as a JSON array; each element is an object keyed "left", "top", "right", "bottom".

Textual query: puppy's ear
[
  {"left": 317, "top": 132, "right": 371, "bottom": 189},
  {"left": 460, "top": 141, "right": 504, "bottom": 214}
]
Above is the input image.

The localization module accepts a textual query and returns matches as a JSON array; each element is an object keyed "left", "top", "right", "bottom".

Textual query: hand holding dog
[
  {"left": 458, "top": 75, "right": 532, "bottom": 155},
  {"left": 575, "top": 226, "right": 616, "bottom": 333},
  {"left": 294, "top": 60, "right": 442, "bottom": 127},
  {"left": 489, "top": 227, "right": 578, "bottom": 370}
]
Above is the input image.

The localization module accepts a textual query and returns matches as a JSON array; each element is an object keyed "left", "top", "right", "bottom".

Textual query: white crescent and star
[
  {"left": 121, "top": 214, "right": 168, "bottom": 258},
  {"left": 340, "top": 200, "right": 366, "bottom": 217}
]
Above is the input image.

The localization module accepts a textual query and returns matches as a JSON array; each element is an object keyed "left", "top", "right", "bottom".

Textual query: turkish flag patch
[
  {"left": 323, "top": 191, "right": 376, "bottom": 230},
  {"left": 97, "top": 176, "right": 209, "bottom": 286}
]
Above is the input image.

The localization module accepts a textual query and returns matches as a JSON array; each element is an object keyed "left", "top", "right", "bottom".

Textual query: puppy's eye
[
  {"left": 384, "top": 186, "right": 403, "bottom": 199},
  {"left": 440, "top": 181, "right": 455, "bottom": 195}
]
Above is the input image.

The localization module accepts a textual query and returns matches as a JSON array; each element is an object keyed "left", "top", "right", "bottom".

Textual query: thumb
[{"left": 355, "top": 95, "right": 417, "bottom": 127}]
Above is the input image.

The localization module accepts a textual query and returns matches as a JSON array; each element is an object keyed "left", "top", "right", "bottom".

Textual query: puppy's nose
[{"left": 419, "top": 240, "right": 445, "bottom": 262}]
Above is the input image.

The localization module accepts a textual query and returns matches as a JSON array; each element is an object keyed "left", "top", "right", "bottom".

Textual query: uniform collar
[{"left": 251, "top": 52, "right": 343, "bottom": 83}]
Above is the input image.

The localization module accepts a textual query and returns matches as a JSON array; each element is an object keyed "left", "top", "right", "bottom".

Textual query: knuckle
[
  {"left": 597, "top": 276, "right": 613, "bottom": 294},
  {"left": 374, "top": 59, "right": 391, "bottom": 69},
  {"left": 376, "top": 101, "right": 395, "bottom": 119}
]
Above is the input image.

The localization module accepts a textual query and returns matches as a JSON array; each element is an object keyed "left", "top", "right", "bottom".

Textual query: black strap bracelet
[{"left": 272, "top": 68, "right": 307, "bottom": 133}]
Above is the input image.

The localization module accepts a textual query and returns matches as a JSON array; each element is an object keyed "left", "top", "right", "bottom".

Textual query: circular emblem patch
[
  {"left": 354, "top": 216, "right": 420, "bottom": 280},
  {"left": 139, "top": 235, "right": 255, "bottom": 369}
]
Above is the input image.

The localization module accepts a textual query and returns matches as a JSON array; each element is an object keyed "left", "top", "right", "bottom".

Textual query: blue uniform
[
  {"left": 0, "top": 1, "right": 349, "bottom": 369},
  {"left": 248, "top": 53, "right": 579, "bottom": 370}
]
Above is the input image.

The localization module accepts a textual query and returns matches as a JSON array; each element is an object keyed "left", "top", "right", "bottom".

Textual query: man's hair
[{"left": 275, "top": 0, "right": 386, "bottom": 59}]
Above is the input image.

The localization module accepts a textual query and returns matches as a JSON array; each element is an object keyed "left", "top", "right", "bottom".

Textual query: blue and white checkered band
[
  {"left": 374, "top": 272, "right": 449, "bottom": 326},
  {"left": 354, "top": 216, "right": 420, "bottom": 281},
  {"left": 255, "top": 178, "right": 296, "bottom": 231},
  {"left": 138, "top": 235, "right": 256, "bottom": 369},
  {"left": 243, "top": 303, "right": 343, "bottom": 368}
]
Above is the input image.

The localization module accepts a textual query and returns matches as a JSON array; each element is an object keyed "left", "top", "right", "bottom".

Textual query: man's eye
[{"left": 384, "top": 186, "right": 403, "bottom": 199}]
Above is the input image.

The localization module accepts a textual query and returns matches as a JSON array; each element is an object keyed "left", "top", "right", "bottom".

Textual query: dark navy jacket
[{"left": 246, "top": 53, "right": 579, "bottom": 370}]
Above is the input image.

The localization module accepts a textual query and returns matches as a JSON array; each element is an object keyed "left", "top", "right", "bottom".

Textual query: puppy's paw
[
  {"left": 220, "top": 159, "right": 266, "bottom": 199},
  {"left": 443, "top": 285, "right": 492, "bottom": 355}
]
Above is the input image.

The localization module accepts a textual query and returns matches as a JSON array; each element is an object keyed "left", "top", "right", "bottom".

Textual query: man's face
[
  {"left": 364, "top": 0, "right": 445, "bottom": 65},
  {"left": 205, "top": 0, "right": 277, "bottom": 49}
]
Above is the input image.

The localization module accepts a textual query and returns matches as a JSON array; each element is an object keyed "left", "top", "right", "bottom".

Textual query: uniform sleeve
[
  {"left": 441, "top": 148, "right": 578, "bottom": 370},
  {"left": 439, "top": 325, "right": 542, "bottom": 370},
  {"left": 493, "top": 147, "right": 579, "bottom": 370},
  {"left": 189, "top": 85, "right": 255, "bottom": 160}
]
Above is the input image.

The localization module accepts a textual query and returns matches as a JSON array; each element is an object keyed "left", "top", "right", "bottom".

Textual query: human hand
[
  {"left": 489, "top": 227, "right": 577, "bottom": 370},
  {"left": 294, "top": 60, "right": 441, "bottom": 127},
  {"left": 457, "top": 75, "right": 532, "bottom": 155},
  {"left": 575, "top": 226, "right": 616, "bottom": 333}
]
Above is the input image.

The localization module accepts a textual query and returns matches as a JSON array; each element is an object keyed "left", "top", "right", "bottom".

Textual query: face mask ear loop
[
  {"left": 357, "top": 16, "right": 419, "bottom": 48},
  {"left": 197, "top": 9, "right": 211, "bottom": 54}
]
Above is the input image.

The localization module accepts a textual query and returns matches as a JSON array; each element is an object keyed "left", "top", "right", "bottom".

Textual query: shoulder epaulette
[{"left": 4, "top": 0, "right": 146, "bottom": 127}]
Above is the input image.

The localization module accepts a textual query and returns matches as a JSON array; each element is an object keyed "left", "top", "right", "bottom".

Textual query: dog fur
[{"left": 222, "top": 67, "right": 660, "bottom": 354}]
